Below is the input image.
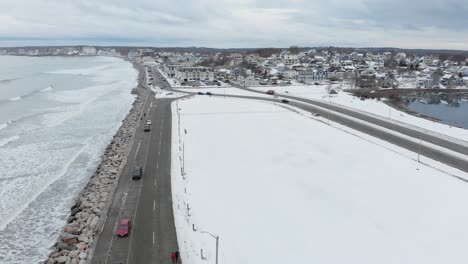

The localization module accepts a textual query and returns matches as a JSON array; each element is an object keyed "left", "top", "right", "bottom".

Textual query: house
[
  {"left": 430, "top": 71, "right": 443, "bottom": 88},
  {"left": 356, "top": 68, "right": 377, "bottom": 88},
  {"left": 463, "top": 77, "right": 468, "bottom": 86},
  {"left": 175, "top": 67, "right": 214, "bottom": 82},
  {"left": 239, "top": 75, "right": 259, "bottom": 87},
  {"left": 296, "top": 69, "right": 315, "bottom": 83},
  {"left": 163, "top": 64, "right": 180, "bottom": 77},
  {"left": 440, "top": 74, "right": 457, "bottom": 88},
  {"left": 417, "top": 76, "right": 433, "bottom": 89},
  {"left": 284, "top": 69, "right": 298, "bottom": 79},
  {"left": 376, "top": 74, "right": 394, "bottom": 88},
  {"left": 280, "top": 52, "right": 299, "bottom": 65},
  {"left": 296, "top": 69, "right": 327, "bottom": 83},
  {"left": 327, "top": 71, "right": 344, "bottom": 82}
]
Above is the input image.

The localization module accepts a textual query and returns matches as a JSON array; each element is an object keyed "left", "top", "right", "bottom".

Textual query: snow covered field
[
  {"left": 249, "top": 84, "right": 468, "bottom": 142},
  {"left": 172, "top": 96, "right": 468, "bottom": 264}
]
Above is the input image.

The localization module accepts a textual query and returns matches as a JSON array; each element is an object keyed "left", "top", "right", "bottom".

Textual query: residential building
[
  {"left": 175, "top": 67, "right": 214, "bottom": 82},
  {"left": 239, "top": 75, "right": 259, "bottom": 87},
  {"left": 440, "top": 74, "right": 457, "bottom": 88}
]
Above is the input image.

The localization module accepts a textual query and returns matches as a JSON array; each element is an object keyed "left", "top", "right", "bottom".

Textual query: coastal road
[
  {"left": 152, "top": 67, "right": 468, "bottom": 174},
  {"left": 91, "top": 84, "right": 179, "bottom": 262},
  {"left": 231, "top": 83, "right": 468, "bottom": 156}
]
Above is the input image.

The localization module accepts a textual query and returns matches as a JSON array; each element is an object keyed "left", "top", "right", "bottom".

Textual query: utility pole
[
  {"left": 418, "top": 137, "right": 422, "bottom": 163},
  {"left": 200, "top": 231, "right": 219, "bottom": 264}
]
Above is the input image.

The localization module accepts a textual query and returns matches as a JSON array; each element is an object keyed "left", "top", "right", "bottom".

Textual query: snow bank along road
[
  {"left": 152, "top": 68, "right": 468, "bottom": 175},
  {"left": 90, "top": 69, "right": 179, "bottom": 264}
]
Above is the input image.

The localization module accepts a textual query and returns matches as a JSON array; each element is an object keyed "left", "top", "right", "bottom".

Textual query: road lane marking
[
  {"left": 153, "top": 200, "right": 156, "bottom": 211},
  {"left": 153, "top": 232, "right": 155, "bottom": 244},
  {"left": 133, "top": 141, "right": 142, "bottom": 163},
  {"left": 126, "top": 178, "right": 144, "bottom": 264},
  {"left": 154, "top": 179, "right": 157, "bottom": 187}
]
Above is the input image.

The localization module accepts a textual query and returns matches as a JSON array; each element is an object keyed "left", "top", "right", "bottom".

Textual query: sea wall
[{"left": 44, "top": 62, "right": 148, "bottom": 264}]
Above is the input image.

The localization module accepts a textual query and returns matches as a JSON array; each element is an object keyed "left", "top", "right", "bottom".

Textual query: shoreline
[{"left": 44, "top": 59, "right": 149, "bottom": 264}]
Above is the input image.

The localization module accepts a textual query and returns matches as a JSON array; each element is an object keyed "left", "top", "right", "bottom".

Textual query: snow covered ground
[
  {"left": 172, "top": 96, "right": 468, "bottom": 264},
  {"left": 249, "top": 84, "right": 468, "bottom": 142}
]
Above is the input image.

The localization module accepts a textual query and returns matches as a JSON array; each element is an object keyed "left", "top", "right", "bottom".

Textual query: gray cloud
[{"left": 0, "top": 0, "right": 467, "bottom": 49}]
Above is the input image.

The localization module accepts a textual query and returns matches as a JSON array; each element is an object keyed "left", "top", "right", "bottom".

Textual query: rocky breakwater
[{"left": 44, "top": 84, "right": 149, "bottom": 264}]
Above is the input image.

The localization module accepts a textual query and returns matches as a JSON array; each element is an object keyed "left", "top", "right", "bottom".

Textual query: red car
[
  {"left": 117, "top": 219, "right": 131, "bottom": 237},
  {"left": 266, "top": 90, "right": 275, "bottom": 95}
]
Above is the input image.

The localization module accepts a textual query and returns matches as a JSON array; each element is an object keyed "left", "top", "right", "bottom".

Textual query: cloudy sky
[{"left": 0, "top": 0, "right": 467, "bottom": 49}]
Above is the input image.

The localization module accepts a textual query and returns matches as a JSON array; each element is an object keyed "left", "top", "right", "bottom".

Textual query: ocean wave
[
  {"left": 40, "top": 85, "right": 54, "bottom": 92},
  {"left": 0, "top": 135, "right": 20, "bottom": 147},
  {"left": 0, "top": 77, "right": 19, "bottom": 84},
  {"left": 9, "top": 96, "right": 22, "bottom": 101},
  {"left": 0, "top": 85, "right": 54, "bottom": 106},
  {"left": 0, "top": 121, "right": 11, "bottom": 131}
]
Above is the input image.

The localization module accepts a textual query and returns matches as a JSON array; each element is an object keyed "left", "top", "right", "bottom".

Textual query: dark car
[
  {"left": 144, "top": 125, "right": 150, "bottom": 132},
  {"left": 132, "top": 166, "right": 142, "bottom": 180},
  {"left": 198, "top": 92, "right": 204, "bottom": 95},
  {"left": 206, "top": 92, "right": 213, "bottom": 96},
  {"left": 281, "top": 99, "right": 290, "bottom": 103},
  {"left": 266, "top": 90, "right": 275, "bottom": 95}
]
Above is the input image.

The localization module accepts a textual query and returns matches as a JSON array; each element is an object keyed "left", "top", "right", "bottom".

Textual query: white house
[
  {"left": 175, "top": 67, "right": 214, "bottom": 82},
  {"left": 163, "top": 64, "right": 180, "bottom": 77},
  {"left": 239, "top": 75, "right": 259, "bottom": 87},
  {"left": 281, "top": 53, "right": 299, "bottom": 65}
]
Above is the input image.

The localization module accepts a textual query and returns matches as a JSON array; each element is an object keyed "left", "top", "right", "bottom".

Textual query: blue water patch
[{"left": 406, "top": 93, "right": 468, "bottom": 129}]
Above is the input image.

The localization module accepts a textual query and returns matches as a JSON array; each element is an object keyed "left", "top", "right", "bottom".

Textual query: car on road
[
  {"left": 198, "top": 92, "right": 205, "bottom": 95},
  {"left": 144, "top": 125, "right": 151, "bottom": 132},
  {"left": 314, "top": 82, "right": 320, "bottom": 85},
  {"left": 281, "top": 99, "right": 290, "bottom": 103},
  {"left": 145, "top": 120, "right": 152, "bottom": 125},
  {"left": 117, "top": 219, "right": 131, "bottom": 237},
  {"left": 132, "top": 166, "right": 142, "bottom": 180},
  {"left": 266, "top": 90, "right": 275, "bottom": 95},
  {"left": 206, "top": 92, "right": 213, "bottom": 96}
]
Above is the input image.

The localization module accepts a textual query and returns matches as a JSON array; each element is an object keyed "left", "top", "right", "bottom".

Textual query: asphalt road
[
  {"left": 233, "top": 83, "right": 468, "bottom": 156},
  {"left": 91, "top": 69, "right": 179, "bottom": 264},
  {"left": 152, "top": 68, "right": 468, "bottom": 175}
]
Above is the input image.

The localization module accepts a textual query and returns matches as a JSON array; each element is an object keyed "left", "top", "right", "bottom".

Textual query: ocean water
[{"left": 0, "top": 56, "right": 137, "bottom": 263}]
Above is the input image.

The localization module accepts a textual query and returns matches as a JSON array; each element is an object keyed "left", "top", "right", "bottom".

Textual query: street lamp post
[{"left": 200, "top": 231, "right": 219, "bottom": 264}]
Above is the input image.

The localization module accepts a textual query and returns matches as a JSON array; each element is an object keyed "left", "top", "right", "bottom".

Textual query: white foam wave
[
  {"left": 0, "top": 123, "right": 7, "bottom": 130},
  {"left": 9, "top": 96, "right": 22, "bottom": 101},
  {"left": 0, "top": 121, "right": 11, "bottom": 131},
  {"left": 0, "top": 135, "right": 19, "bottom": 147},
  {"left": 40, "top": 86, "right": 54, "bottom": 92}
]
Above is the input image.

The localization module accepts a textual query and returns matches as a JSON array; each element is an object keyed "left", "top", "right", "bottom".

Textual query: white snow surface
[
  {"left": 172, "top": 96, "right": 468, "bottom": 264},
  {"left": 249, "top": 84, "right": 468, "bottom": 142}
]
